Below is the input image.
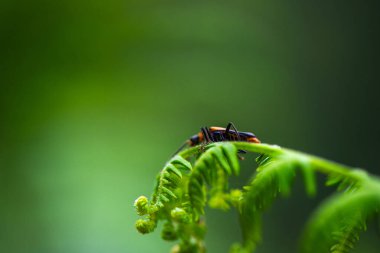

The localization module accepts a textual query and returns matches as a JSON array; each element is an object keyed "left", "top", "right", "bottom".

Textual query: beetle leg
[
  {"left": 200, "top": 127, "right": 214, "bottom": 153},
  {"left": 226, "top": 122, "right": 248, "bottom": 157},
  {"left": 201, "top": 127, "right": 212, "bottom": 143},
  {"left": 207, "top": 127, "right": 216, "bottom": 142},
  {"left": 225, "top": 122, "right": 241, "bottom": 141}
]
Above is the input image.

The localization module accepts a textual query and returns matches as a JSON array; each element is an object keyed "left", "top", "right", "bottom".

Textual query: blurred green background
[{"left": 1, "top": 1, "right": 379, "bottom": 252}]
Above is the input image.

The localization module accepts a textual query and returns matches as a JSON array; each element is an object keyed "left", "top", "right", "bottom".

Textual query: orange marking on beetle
[
  {"left": 198, "top": 132, "right": 204, "bottom": 142},
  {"left": 209, "top": 126, "right": 226, "bottom": 131},
  {"left": 247, "top": 137, "right": 261, "bottom": 143}
]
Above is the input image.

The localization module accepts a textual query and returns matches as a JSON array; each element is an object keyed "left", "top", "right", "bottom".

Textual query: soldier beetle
[{"left": 174, "top": 122, "right": 260, "bottom": 155}]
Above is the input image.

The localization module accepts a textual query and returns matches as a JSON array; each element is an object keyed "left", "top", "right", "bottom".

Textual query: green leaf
[
  {"left": 302, "top": 180, "right": 380, "bottom": 253},
  {"left": 171, "top": 155, "right": 192, "bottom": 172},
  {"left": 166, "top": 163, "right": 182, "bottom": 179},
  {"left": 221, "top": 143, "right": 239, "bottom": 175}
]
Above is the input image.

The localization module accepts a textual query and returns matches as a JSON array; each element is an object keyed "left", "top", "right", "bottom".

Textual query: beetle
[{"left": 174, "top": 122, "right": 260, "bottom": 155}]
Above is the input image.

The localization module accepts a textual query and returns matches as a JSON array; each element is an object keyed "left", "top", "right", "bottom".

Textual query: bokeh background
[{"left": 1, "top": 1, "right": 379, "bottom": 252}]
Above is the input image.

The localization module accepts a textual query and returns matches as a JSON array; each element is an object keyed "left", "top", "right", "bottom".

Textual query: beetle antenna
[{"left": 172, "top": 140, "right": 191, "bottom": 157}]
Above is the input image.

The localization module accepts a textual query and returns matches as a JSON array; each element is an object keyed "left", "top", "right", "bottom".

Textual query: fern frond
[
  {"left": 134, "top": 154, "right": 192, "bottom": 235},
  {"left": 151, "top": 155, "right": 192, "bottom": 209},
  {"left": 188, "top": 142, "right": 239, "bottom": 220},
  {"left": 237, "top": 154, "right": 317, "bottom": 252},
  {"left": 208, "top": 166, "right": 230, "bottom": 211},
  {"left": 188, "top": 170, "right": 207, "bottom": 220},
  {"left": 302, "top": 178, "right": 380, "bottom": 253},
  {"left": 196, "top": 143, "right": 240, "bottom": 178},
  {"left": 326, "top": 169, "right": 369, "bottom": 193},
  {"left": 134, "top": 140, "right": 380, "bottom": 253}
]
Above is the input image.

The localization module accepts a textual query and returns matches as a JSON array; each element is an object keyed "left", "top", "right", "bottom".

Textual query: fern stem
[
  {"left": 178, "top": 146, "right": 201, "bottom": 158},
  {"left": 179, "top": 142, "right": 363, "bottom": 182},
  {"left": 233, "top": 142, "right": 363, "bottom": 180}
]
